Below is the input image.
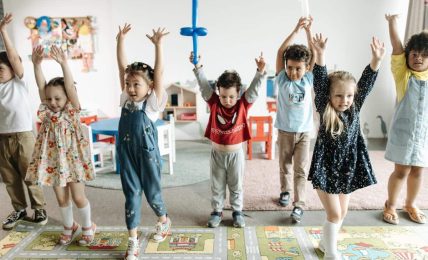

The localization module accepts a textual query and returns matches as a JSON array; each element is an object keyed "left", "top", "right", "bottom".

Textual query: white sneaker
[
  {"left": 124, "top": 238, "right": 139, "bottom": 260},
  {"left": 152, "top": 217, "right": 171, "bottom": 242}
]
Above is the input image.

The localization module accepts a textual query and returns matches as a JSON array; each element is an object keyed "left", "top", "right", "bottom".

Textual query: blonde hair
[{"left": 322, "top": 71, "right": 356, "bottom": 138}]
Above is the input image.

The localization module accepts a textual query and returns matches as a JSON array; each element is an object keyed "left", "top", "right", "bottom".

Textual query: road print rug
[{"left": 1, "top": 221, "right": 427, "bottom": 259}]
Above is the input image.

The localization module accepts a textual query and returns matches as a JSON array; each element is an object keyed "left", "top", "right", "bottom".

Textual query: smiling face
[
  {"left": 45, "top": 85, "right": 68, "bottom": 112},
  {"left": 329, "top": 80, "right": 356, "bottom": 112},
  {"left": 125, "top": 74, "right": 152, "bottom": 102},
  {"left": 408, "top": 50, "right": 428, "bottom": 72},
  {"left": 218, "top": 86, "right": 239, "bottom": 108}
]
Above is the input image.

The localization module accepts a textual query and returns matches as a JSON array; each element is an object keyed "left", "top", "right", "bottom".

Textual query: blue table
[
  {"left": 90, "top": 118, "right": 165, "bottom": 174},
  {"left": 90, "top": 118, "right": 120, "bottom": 174}
]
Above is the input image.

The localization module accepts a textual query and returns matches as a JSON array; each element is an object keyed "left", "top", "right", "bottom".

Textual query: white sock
[
  {"left": 323, "top": 220, "right": 340, "bottom": 258},
  {"left": 78, "top": 202, "right": 92, "bottom": 233},
  {"left": 59, "top": 203, "right": 73, "bottom": 229}
]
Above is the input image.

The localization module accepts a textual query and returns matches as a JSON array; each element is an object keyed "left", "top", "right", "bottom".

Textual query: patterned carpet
[{"left": 1, "top": 221, "right": 428, "bottom": 259}]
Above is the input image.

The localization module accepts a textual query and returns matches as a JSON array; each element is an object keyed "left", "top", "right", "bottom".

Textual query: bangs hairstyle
[
  {"left": 405, "top": 31, "right": 428, "bottom": 64},
  {"left": 283, "top": 44, "right": 311, "bottom": 64},
  {"left": 322, "top": 71, "right": 356, "bottom": 138},
  {"left": 0, "top": 51, "right": 22, "bottom": 69},
  {"left": 125, "top": 62, "right": 154, "bottom": 83},
  {"left": 216, "top": 70, "right": 242, "bottom": 92},
  {"left": 45, "top": 77, "right": 77, "bottom": 97}
]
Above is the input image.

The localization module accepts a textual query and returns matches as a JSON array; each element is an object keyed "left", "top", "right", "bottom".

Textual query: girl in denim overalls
[
  {"left": 383, "top": 15, "right": 428, "bottom": 225},
  {"left": 116, "top": 23, "right": 170, "bottom": 260}
]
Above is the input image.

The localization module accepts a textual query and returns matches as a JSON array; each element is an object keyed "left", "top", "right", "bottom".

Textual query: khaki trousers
[
  {"left": 278, "top": 130, "right": 310, "bottom": 207},
  {"left": 0, "top": 131, "right": 46, "bottom": 211}
]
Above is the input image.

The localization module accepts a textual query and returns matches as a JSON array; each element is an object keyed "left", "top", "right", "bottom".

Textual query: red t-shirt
[{"left": 205, "top": 93, "right": 252, "bottom": 145}]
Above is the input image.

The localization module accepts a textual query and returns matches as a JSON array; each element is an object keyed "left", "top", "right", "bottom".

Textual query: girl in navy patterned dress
[{"left": 308, "top": 34, "right": 385, "bottom": 259}]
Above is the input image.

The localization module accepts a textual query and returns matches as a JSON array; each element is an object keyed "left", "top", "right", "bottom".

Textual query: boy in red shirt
[{"left": 190, "top": 52, "right": 266, "bottom": 228}]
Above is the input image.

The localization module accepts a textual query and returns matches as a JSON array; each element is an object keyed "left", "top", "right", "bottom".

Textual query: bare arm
[
  {"left": 0, "top": 13, "right": 24, "bottom": 78},
  {"left": 116, "top": 23, "right": 131, "bottom": 91},
  {"left": 385, "top": 14, "right": 404, "bottom": 55},
  {"left": 31, "top": 46, "right": 46, "bottom": 102},
  {"left": 50, "top": 46, "right": 80, "bottom": 109},
  {"left": 304, "top": 16, "right": 315, "bottom": 71},
  {"left": 276, "top": 17, "right": 307, "bottom": 75},
  {"left": 147, "top": 27, "right": 169, "bottom": 104},
  {"left": 312, "top": 33, "right": 327, "bottom": 66},
  {"left": 370, "top": 37, "right": 385, "bottom": 71}
]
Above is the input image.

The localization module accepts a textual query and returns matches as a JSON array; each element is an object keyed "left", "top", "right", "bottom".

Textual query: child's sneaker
[
  {"left": 2, "top": 209, "right": 27, "bottom": 230},
  {"left": 152, "top": 217, "right": 171, "bottom": 242},
  {"left": 290, "top": 206, "right": 304, "bottom": 223},
  {"left": 279, "top": 192, "right": 290, "bottom": 207},
  {"left": 232, "top": 211, "right": 245, "bottom": 228},
  {"left": 207, "top": 211, "right": 223, "bottom": 228},
  {"left": 124, "top": 237, "right": 139, "bottom": 260},
  {"left": 33, "top": 209, "right": 48, "bottom": 225}
]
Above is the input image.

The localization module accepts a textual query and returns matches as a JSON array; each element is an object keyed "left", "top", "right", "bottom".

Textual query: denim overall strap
[{"left": 118, "top": 101, "right": 167, "bottom": 230}]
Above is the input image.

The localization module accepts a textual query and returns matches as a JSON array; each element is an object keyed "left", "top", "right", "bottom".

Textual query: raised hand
[
  {"left": 50, "top": 45, "right": 67, "bottom": 65},
  {"left": 293, "top": 17, "right": 308, "bottom": 33},
  {"left": 189, "top": 51, "right": 202, "bottom": 68},
  {"left": 304, "top": 15, "right": 313, "bottom": 31},
  {"left": 0, "top": 13, "right": 13, "bottom": 32},
  {"left": 312, "top": 33, "right": 328, "bottom": 54},
  {"left": 370, "top": 37, "right": 385, "bottom": 61},
  {"left": 385, "top": 14, "right": 399, "bottom": 22},
  {"left": 32, "top": 46, "right": 44, "bottom": 65},
  {"left": 146, "top": 27, "right": 169, "bottom": 45},
  {"left": 255, "top": 52, "right": 266, "bottom": 73},
  {"left": 116, "top": 23, "right": 131, "bottom": 41}
]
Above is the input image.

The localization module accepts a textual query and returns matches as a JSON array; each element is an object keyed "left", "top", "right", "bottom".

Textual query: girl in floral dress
[{"left": 26, "top": 45, "right": 96, "bottom": 246}]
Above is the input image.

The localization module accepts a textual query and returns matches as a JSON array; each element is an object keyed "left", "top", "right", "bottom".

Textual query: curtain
[{"left": 405, "top": 0, "right": 428, "bottom": 41}]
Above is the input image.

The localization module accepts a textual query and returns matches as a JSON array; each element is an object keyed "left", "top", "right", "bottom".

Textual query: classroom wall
[{"left": 3, "top": 0, "right": 409, "bottom": 139}]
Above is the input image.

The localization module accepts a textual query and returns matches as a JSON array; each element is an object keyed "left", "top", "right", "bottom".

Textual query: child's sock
[
  {"left": 60, "top": 203, "right": 74, "bottom": 235},
  {"left": 323, "top": 220, "right": 340, "bottom": 259},
  {"left": 78, "top": 202, "right": 92, "bottom": 234}
]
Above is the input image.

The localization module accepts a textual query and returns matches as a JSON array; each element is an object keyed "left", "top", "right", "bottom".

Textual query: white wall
[{"left": 4, "top": 0, "right": 409, "bottom": 138}]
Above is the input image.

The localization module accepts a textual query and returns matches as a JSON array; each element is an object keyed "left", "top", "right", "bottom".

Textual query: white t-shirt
[
  {"left": 0, "top": 76, "right": 33, "bottom": 133},
  {"left": 119, "top": 90, "right": 167, "bottom": 122}
]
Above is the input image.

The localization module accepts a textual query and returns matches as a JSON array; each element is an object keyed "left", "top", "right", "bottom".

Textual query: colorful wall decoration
[{"left": 24, "top": 15, "right": 96, "bottom": 72}]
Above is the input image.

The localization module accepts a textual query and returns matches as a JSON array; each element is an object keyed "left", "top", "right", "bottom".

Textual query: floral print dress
[{"left": 26, "top": 102, "right": 95, "bottom": 187}]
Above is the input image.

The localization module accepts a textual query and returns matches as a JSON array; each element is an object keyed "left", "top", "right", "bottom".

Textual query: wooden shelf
[{"left": 164, "top": 84, "right": 198, "bottom": 122}]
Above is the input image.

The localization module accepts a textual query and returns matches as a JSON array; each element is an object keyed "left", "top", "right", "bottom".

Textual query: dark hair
[
  {"left": 0, "top": 51, "right": 20, "bottom": 70},
  {"left": 125, "top": 62, "right": 154, "bottom": 82},
  {"left": 283, "top": 44, "right": 311, "bottom": 64},
  {"left": 405, "top": 31, "right": 428, "bottom": 65},
  {"left": 45, "top": 77, "right": 69, "bottom": 97},
  {"left": 216, "top": 70, "right": 242, "bottom": 92}
]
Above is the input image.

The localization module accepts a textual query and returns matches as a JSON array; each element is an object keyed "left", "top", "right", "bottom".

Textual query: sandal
[
  {"left": 383, "top": 201, "right": 399, "bottom": 225},
  {"left": 59, "top": 222, "right": 80, "bottom": 245},
  {"left": 78, "top": 223, "right": 97, "bottom": 246},
  {"left": 403, "top": 206, "right": 426, "bottom": 224}
]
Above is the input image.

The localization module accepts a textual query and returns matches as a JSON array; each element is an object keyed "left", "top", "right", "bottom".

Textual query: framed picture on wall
[{"left": 24, "top": 15, "right": 96, "bottom": 72}]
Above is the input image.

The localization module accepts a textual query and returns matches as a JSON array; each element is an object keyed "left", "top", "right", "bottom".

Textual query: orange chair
[
  {"left": 267, "top": 100, "right": 277, "bottom": 113},
  {"left": 80, "top": 115, "right": 98, "bottom": 125},
  {"left": 247, "top": 116, "right": 273, "bottom": 160}
]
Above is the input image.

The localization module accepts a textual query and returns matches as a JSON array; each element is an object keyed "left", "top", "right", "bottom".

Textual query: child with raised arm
[
  {"left": 190, "top": 52, "right": 266, "bottom": 228},
  {"left": 0, "top": 13, "right": 47, "bottom": 230},
  {"left": 25, "top": 45, "right": 96, "bottom": 246},
  {"left": 383, "top": 14, "right": 428, "bottom": 225},
  {"left": 308, "top": 34, "right": 385, "bottom": 259},
  {"left": 116, "top": 24, "right": 170, "bottom": 260},
  {"left": 275, "top": 16, "right": 315, "bottom": 223}
]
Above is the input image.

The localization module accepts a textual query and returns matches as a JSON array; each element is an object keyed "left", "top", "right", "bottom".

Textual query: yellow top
[{"left": 391, "top": 53, "right": 428, "bottom": 102}]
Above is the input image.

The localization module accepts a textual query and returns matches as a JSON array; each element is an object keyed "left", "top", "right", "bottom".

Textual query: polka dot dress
[{"left": 308, "top": 64, "right": 378, "bottom": 194}]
